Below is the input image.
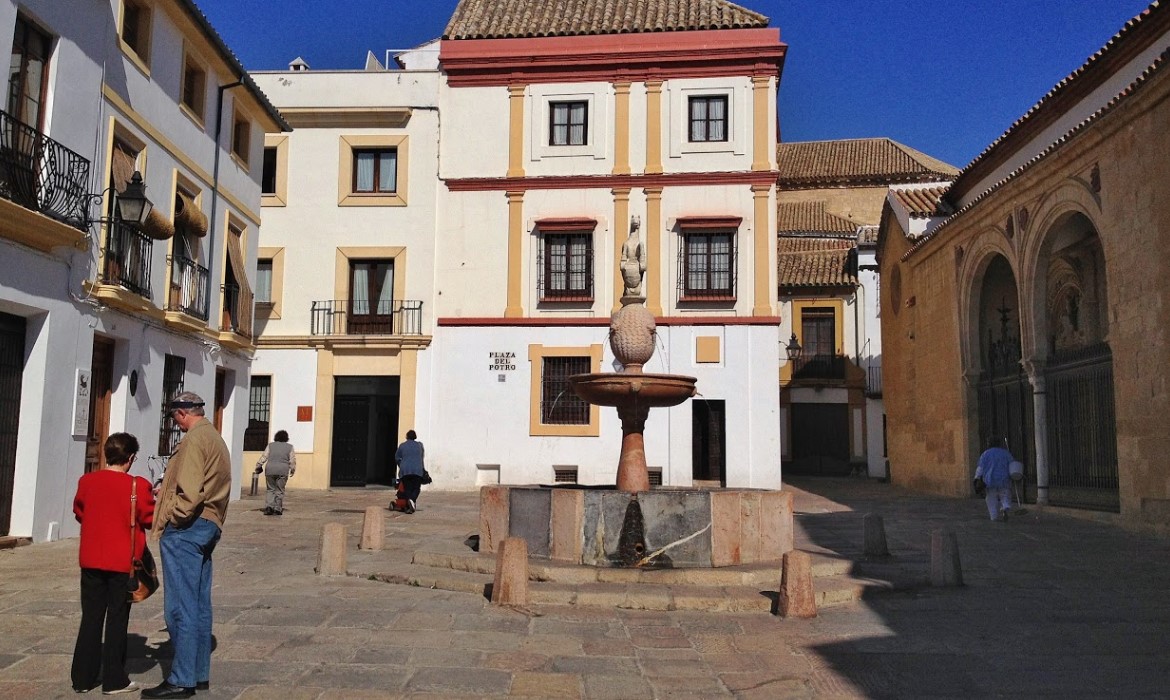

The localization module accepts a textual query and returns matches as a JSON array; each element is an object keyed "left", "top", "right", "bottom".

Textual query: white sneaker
[{"left": 103, "top": 681, "right": 139, "bottom": 695}]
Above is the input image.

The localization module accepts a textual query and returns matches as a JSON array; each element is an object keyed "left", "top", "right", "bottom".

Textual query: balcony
[
  {"left": 791, "top": 353, "right": 847, "bottom": 382},
  {"left": 866, "top": 363, "right": 883, "bottom": 397},
  {"left": 102, "top": 221, "right": 153, "bottom": 299},
  {"left": 167, "top": 256, "right": 210, "bottom": 321},
  {"left": 311, "top": 299, "right": 424, "bottom": 336},
  {"left": 0, "top": 109, "right": 91, "bottom": 230}
]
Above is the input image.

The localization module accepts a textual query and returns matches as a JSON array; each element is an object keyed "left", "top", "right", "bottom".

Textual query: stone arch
[{"left": 955, "top": 226, "right": 1019, "bottom": 375}]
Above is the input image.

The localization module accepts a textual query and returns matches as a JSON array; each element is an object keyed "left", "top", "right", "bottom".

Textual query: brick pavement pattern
[{"left": 2, "top": 477, "right": 1170, "bottom": 698}]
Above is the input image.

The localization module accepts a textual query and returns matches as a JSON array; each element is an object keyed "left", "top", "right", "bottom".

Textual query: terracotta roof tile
[
  {"left": 777, "top": 138, "right": 958, "bottom": 187},
  {"left": 777, "top": 201, "right": 856, "bottom": 234},
  {"left": 778, "top": 235, "right": 857, "bottom": 289},
  {"left": 890, "top": 185, "right": 950, "bottom": 218},
  {"left": 444, "top": 0, "right": 769, "bottom": 40}
]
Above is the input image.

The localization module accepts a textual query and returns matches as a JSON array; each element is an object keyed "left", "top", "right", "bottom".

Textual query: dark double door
[
  {"left": 0, "top": 313, "right": 26, "bottom": 536},
  {"left": 330, "top": 377, "right": 399, "bottom": 487},
  {"left": 692, "top": 400, "right": 726, "bottom": 483},
  {"left": 789, "top": 403, "right": 851, "bottom": 476}
]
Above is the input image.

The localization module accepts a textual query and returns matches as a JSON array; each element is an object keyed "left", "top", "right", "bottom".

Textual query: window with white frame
[{"left": 255, "top": 259, "right": 273, "bottom": 304}]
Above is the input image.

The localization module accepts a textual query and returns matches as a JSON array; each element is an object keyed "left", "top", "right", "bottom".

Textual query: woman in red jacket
[{"left": 71, "top": 433, "right": 155, "bottom": 694}]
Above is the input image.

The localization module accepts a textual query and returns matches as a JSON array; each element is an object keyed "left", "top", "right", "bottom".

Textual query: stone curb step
[{"left": 349, "top": 548, "right": 899, "bottom": 612}]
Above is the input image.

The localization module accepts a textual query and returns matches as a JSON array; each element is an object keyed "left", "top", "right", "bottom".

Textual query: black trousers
[
  {"left": 71, "top": 568, "right": 132, "bottom": 692},
  {"left": 394, "top": 474, "right": 424, "bottom": 509}
]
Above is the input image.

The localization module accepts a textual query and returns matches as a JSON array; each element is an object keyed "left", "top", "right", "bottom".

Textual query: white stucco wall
[{"left": 250, "top": 349, "right": 318, "bottom": 450}]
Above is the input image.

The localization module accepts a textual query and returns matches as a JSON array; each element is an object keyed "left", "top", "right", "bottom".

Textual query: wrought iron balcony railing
[
  {"left": 310, "top": 299, "right": 424, "bottom": 336},
  {"left": 222, "top": 282, "right": 242, "bottom": 334},
  {"left": 792, "top": 353, "right": 847, "bottom": 381},
  {"left": 102, "top": 221, "right": 153, "bottom": 298},
  {"left": 866, "top": 363, "right": 883, "bottom": 397},
  {"left": 168, "top": 256, "right": 209, "bottom": 321},
  {"left": 0, "top": 109, "right": 91, "bottom": 229}
]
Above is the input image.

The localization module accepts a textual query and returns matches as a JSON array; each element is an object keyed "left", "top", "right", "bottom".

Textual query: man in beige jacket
[{"left": 143, "top": 392, "right": 231, "bottom": 699}]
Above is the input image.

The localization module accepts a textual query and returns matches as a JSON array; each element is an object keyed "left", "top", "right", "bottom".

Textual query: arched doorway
[
  {"left": 974, "top": 255, "right": 1034, "bottom": 493},
  {"left": 1034, "top": 212, "right": 1118, "bottom": 511}
]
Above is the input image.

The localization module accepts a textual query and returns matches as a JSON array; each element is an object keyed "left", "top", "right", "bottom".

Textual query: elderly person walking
[
  {"left": 974, "top": 437, "right": 1015, "bottom": 522},
  {"left": 254, "top": 430, "right": 296, "bottom": 516},
  {"left": 142, "top": 392, "right": 231, "bottom": 699},
  {"left": 390, "top": 430, "right": 426, "bottom": 514}
]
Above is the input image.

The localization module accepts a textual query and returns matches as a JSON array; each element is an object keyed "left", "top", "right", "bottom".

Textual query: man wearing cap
[{"left": 143, "top": 392, "right": 231, "bottom": 699}]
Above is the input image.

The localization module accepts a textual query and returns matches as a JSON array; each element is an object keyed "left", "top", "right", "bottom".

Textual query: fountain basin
[
  {"left": 568, "top": 373, "right": 696, "bottom": 408},
  {"left": 480, "top": 485, "right": 794, "bottom": 568}
]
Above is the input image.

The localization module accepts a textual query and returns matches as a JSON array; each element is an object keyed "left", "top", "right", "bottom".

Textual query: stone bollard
[
  {"left": 491, "top": 536, "right": 529, "bottom": 606},
  {"left": 930, "top": 529, "right": 963, "bottom": 587},
  {"left": 316, "top": 522, "right": 347, "bottom": 576},
  {"left": 777, "top": 550, "right": 817, "bottom": 618},
  {"left": 360, "top": 506, "right": 384, "bottom": 550},
  {"left": 863, "top": 513, "right": 890, "bottom": 558}
]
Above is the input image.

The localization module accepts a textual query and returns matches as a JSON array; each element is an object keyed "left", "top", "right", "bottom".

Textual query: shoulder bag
[{"left": 127, "top": 478, "right": 159, "bottom": 603}]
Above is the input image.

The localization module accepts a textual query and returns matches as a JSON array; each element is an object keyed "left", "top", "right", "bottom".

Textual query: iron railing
[
  {"left": 792, "top": 353, "right": 847, "bottom": 381},
  {"left": 168, "top": 256, "right": 209, "bottom": 321},
  {"left": 102, "top": 221, "right": 153, "bottom": 298},
  {"left": 1045, "top": 343, "right": 1119, "bottom": 511},
  {"left": 310, "top": 299, "right": 424, "bottom": 336},
  {"left": 222, "top": 282, "right": 242, "bottom": 334},
  {"left": 866, "top": 363, "right": 882, "bottom": 397},
  {"left": 0, "top": 109, "right": 90, "bottom": 229}
]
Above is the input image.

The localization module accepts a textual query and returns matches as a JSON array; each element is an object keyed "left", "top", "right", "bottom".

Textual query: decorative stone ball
[{"left": 610, "top": 304, "right": 656, "bottom": 370}]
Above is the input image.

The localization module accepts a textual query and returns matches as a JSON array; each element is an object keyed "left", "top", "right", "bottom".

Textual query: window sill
[
  {"left": 540, "top": 295, "right": 594, "bottom": 303},
  {"left": 338, "top": 191, "right": 406, "bottom": 207},
  {"left": 180, "top": 102, "right": 206, "bottom": 131},
  {"left": 679, "top": 295, "right": 737, "bottom": 302},
  {"left": 261, "top": 193, "right": 286, "bottom": 207},
  {"left": 230, "top": 151, "right": 251, "bottom": 173},
  {"left": 120, "top": 42, "right": 151, "bottom": 77}
]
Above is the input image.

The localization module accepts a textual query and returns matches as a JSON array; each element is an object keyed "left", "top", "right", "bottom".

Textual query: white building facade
[
  {"left": 0, "top": 0, "right": 285, "bottom": 542},
  {"left": 429, "top": 2, "right": 786, "bottom": 489}
]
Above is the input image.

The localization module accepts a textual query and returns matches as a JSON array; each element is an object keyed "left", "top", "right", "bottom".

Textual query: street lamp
[
  {"left": 86, "top": 170, "right": 154, "bottom": 228},
  {"left": 784, "top": 333, "right": 803, "bottom": 362}
]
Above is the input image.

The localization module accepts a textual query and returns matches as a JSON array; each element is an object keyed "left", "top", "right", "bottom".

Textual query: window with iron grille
[
  {"left": 688, "top": 95, "right": 728, "bottom": 143},
  {"left": 539, "top": 231, "right": 592, "bottom": 300},
  {"left": 244, "top": 375, "right": 270, "bottom": 451},
  {"left": 158, "top": 354, "right": 185, "bottom": 455},
  {"left": 680, "top": 229, "right": 736, "bottom": 299},
  {"left": 549, "top": 101, "right": 588, "bottom": 146},
  {"left": 541, "top": 356, "right": 591, "bottom": 425}
]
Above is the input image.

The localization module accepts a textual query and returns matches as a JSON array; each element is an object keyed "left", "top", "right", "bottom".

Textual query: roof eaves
[{"left": 904, "top": 44, "right": 1170, "bottom": 262}]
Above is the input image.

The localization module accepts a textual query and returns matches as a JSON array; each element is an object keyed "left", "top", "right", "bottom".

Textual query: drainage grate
[
  {"left": 648, "top": 468, "right": 663, "bottom": 487},
  {"left": 553, "top": 468, "right": 578, "bottom": 484}
]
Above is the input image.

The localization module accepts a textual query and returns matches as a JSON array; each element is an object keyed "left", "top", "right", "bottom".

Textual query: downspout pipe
[{"left": 206, "top": 81, "right": 244, "bottom": 312}]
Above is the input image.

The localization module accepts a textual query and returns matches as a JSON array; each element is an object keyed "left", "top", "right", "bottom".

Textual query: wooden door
[
  {"left": 331, "top": 396, "right": 370, "bottom": 486},
  {"left": 83, "top": 336, "right": 115, "bottom": 473},
  {"left": 213, "top": 369, "right": 226, "bottom": 432}
]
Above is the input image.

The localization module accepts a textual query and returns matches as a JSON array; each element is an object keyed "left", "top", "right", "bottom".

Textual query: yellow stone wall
[{"left": 879, "top": 66, "right": 1170, "bottom": 531}]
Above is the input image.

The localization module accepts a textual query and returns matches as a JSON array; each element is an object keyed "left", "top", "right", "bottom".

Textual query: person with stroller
[{"left": 390, "top": 430, "right": 426, "bottom": 514}]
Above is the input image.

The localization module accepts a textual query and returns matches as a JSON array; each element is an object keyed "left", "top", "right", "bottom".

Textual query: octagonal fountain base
[{"left": 479, "top": 485, "right": 793, "bottom": 568}]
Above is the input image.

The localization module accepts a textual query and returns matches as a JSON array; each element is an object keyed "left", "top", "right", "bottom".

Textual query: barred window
[
  {"left": 541, "top": 356, "right": 591, "bottom": 425},
  {"left": 683, "top": 230, "right": 735, "bottom": 298},
  {"left": 158, "top": 354, "right": 185, "bottom": 455},
  {"left": 244, "top": 376, "right": 271, "bottom": 451},
  {"left": 541, "top": 232, "right": 592, "bottom": 300}
]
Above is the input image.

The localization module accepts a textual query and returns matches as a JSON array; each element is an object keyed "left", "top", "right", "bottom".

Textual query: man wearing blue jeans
[{"left": 143, "top": 393, "right": 232, "bottom": 699}]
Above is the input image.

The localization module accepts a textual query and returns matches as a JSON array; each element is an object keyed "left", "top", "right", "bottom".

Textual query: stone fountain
[
  {"left": 567, "top": 215, "right": 697, "bottom": 493},
  {"left": 477, "top": 218, "right": 793, "bottom": 568}
]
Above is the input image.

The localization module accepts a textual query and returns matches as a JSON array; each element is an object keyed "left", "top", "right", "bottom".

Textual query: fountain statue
[{"left": 568, "top": 217, "right": 697, "bottom": 492}]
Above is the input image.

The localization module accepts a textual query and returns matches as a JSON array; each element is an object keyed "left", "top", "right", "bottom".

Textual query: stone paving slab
[{"left": 3, "top": 478, "right": 1170, "bottom": 697}]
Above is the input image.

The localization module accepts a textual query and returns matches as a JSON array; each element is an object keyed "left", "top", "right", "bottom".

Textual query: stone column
[
  {"left": 616, "top": 402, "right": 652, "bottom": 492},
  {"left": 1024, "top": 360, "right": 1050, "bottom": 505}
]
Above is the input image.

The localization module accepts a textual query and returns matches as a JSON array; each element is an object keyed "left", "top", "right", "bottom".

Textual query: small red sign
[{"left": 297, "top": 406, "right": 313, "bottom": 422}]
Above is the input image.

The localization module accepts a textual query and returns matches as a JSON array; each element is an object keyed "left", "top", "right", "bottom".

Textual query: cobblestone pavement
[{"left": 2, "top": 477, "right": 1169, "bottom": 699}]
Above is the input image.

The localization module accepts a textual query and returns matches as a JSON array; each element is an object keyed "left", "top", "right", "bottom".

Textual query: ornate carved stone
[{"left": 609, "top": 304, "right": 656, "bottom": 372}]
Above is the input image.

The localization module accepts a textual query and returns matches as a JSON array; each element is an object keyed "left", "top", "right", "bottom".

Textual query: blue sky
[{"left": 197, "top": 0, "right": 1151, "bottom": 169}]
